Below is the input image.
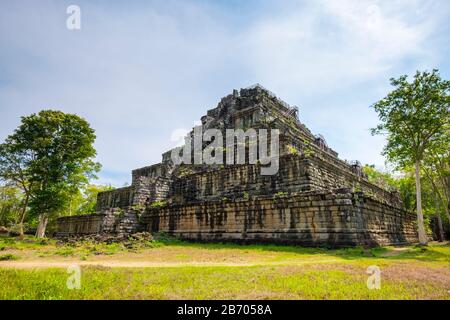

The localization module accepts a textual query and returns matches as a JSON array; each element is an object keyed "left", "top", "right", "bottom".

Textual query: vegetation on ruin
[
  {"left": 149, "top": 200, "right": 168, "bottom": 209},
  {"left": 0, "top": 235, "right": 448, "bottom": 299},
  {"left": 287, "top": 144, "right": 299, "bottom": 155},
  {"left": 273, "top": 192, "right": 289, "bottom": 200}
]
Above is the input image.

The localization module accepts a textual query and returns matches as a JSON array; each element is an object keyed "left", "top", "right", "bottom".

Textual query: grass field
[{"left": 0, "top": 235, "right": 449, "bottom": 300}]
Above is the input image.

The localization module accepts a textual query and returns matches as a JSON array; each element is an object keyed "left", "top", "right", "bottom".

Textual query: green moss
[
  {"left": 287, "top": 145, "right": 298, "bottom": 155},
  {"left": 150, "top": 200, "right": 167, "bottom": 208}
]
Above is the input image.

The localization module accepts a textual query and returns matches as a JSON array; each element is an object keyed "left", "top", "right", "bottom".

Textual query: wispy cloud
[
  {"left": 242, "top": 0, "right": 444, "bottom": 95},
  {"left": 0, "top": 0, "right": 449, "bottom": 185}
]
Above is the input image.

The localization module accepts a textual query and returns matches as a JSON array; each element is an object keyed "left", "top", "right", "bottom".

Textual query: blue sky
[{"left": 1, "top": 0, "right": 449, "bottom": 186}]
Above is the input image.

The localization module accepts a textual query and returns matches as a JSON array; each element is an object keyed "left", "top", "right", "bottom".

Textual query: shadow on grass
[
  {"left": 2, "top": 233, "right": 448, "bottom": 263},
  {"left": 153, "top": 233, "right": 450, "bottom": 262}
]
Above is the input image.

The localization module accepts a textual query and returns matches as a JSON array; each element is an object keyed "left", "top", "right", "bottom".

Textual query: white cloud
[
  {"left": 0, "top": 0, "right": 448, "bottom": 186},
  {"left": 241, "top": 0, "right": 443, "bottom": 97}
]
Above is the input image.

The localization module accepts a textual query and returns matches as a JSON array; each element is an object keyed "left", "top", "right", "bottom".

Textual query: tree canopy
[
  {"left": 371, "top": 69, "right": 449, "bottom": 168},
  {"left": 371, "top": 69, "right": 450, "bottom": 245},
  {"left": 0, "top": 110, "right": 101, "bottom": 237}
]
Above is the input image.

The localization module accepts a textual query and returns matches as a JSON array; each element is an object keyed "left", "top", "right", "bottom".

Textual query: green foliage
[
  {"left": 149, "top": 200, "right": 167, "bottom": 208},
  {"left": 0, "top": 184, "right": 23, "bottom": 227},
  {"left": 363, "top": 165, "right": 445, "bottom": 224},
  {"left": 287, "top": 144, "right": 298, "bottom": 155},
  {"left": 75, "top": 184, "right": 114, "bottom": 215},
  {"left": 363, "top": 165, "right": 397, "bottom": 190},
  {"left": 371, "top": 69, "right": 449, "bottom": 168},
  {"left": 422, "top": 147, "right": 450, "bottom": 224},
  {"left": 352, "top": 182, "right": 362, "bottom": 193},
  {"left": 302, "top": 140, "right": 314, "bottom": 157},
  {"left": 178, "top": 167, "right": 194, "bottom": 178},
  {"left": 371, "top": 70, "right": 449, "bottom": 244},
  {"left": 113, "top": 208, "right": 125, "bottom": 218},
  {"left": 0, "top": 110, "right": 101, "bottom": 235},
  {"left": 394, "top": 170, "right": 417, "bottom": 212},
  {"left": 0, "top": 235, "right": 55, "bottom": 250},
  {"left": 273, "top": 191, "right": 288, "bottom": 199},
  {"left": 131, "top": 204, "right": 145, "bottom": 212}
]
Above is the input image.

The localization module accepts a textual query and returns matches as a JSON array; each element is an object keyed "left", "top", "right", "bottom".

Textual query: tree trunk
[
  {"left": 35, "top": 214, "right": 48, "bottom": 238},
  {"left": 0, "top": 206, "right": 6, "bottom": 225},
  {"left": 445, "top": 202, "right": 450, "bottom": 224},
  {"left": 415, "top": 161, "right": 428, "bottom": 245},
  {"left": 434, "top": 195, "right": 445, "bottom": 242},
  {"left": 18, "top": 193, "right": 30, "bottom": 240},
  {"left": 425, "top": 167, "right": 450, "bottom": 224},
  {"left": 435, "top": 213, "right": 445, "bottom": 242}
]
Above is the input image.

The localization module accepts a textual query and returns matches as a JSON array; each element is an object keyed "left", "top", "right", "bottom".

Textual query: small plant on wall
[
  {"left": 287, "top": 144, "right": 298, "bottom": 155},
  {"left": 149, "top": 200, "right": 167, "bottom": 209},
  {"left": 114, "top": 208, "right": 125, "bottom": 219},
  {"left": 273, "top": 192, "right": 288, "bottom": 200}
]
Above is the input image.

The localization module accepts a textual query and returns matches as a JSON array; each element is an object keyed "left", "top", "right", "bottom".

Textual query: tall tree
[
  {"left": 0, "top": 143, "right": 34, "bottom": 237},
  {"left": 0, "top": 110, "right": 100, "bottom": 237},
  {"left": 371, "top": 70, "right": 450, "bottom": 245},
  {"left": 422, "top": 146, "right": 450, "bottom": 238},
  {"left": 0, "top": 182, "right": 23, "bottom": 228},
  {"left": 423, "top": 146, "right": 450, "bottom": 222}
]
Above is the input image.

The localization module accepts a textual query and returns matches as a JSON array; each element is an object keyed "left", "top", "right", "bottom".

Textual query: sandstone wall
[
  {"left": 141, "top": 190, "right": 417, "bottom": 247},
  {"left": 170, "top": 155, "right": 312, "bottom": 203},
  {"left": 96, "top": 164, "right": 172, "bottom": 211},
  {"left": 169, "top": 154, "right": 400, "bottom": 207},
  {"left": 57, "top": 213, "right": 107, "bottom": 236},
  {"left": 306, "top": 155, "right": 402, "bottom": 205},
  {"left": 57, "top": 210, "right": 141, "bottom": 237},
  {"left": 96, "top": 186, "right": 134, "bottom": 211}
]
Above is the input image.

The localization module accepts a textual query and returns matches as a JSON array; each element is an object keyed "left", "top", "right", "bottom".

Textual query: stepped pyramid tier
[{"left": 57, "top": 85, "right": 418, "bottom": 246}]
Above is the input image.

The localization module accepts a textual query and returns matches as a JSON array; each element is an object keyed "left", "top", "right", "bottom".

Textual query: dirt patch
[
  {"left": 382, "top": 262, "right": 450, "bottom": 287},
  {"left": 380, "top": 247, "right": 411, "bottom": 257}
]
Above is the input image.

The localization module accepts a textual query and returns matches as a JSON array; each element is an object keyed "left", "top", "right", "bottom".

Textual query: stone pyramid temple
[{"left": 57, "top": 85, "right": 418, "bottom": 246}]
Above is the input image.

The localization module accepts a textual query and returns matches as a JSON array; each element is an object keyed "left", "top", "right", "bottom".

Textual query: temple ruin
[{"left": 57, "top": 85, "right": 418, "bottom": 246}]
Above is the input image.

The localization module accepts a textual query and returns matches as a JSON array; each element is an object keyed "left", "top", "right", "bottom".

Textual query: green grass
[
  {"left": 0, "top": 264, "right": 447, "bottom": 300},
  {"left": 1, "top": 234, "right": 449, "bottom": 263},
  {"left": 0, "top": 235, "right": 56, "bottom": 250},
  {"left": 0, "top": 234, "right": 160, "bottom": 258},
  {"left": 0, "top": 253, "right": 20, "bottom": 261},
  {"left": 0, "top": 235, "right": 449, "bottom": 300}
]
